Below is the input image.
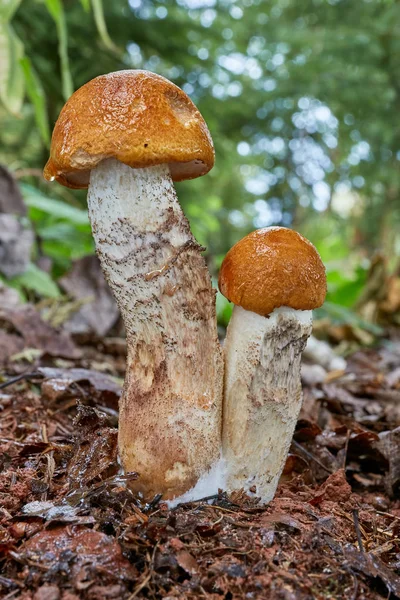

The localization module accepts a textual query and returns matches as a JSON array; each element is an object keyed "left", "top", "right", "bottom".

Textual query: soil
[{"left": 1, "top": 316, "right": 400, "bottom": 599}]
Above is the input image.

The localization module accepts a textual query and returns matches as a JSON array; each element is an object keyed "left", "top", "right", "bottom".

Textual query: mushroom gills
[
  {"left": 86, "top": 158, "right": 223, "bottom": 500},
  {"left": 222, "top": 305, "right": 313, "bottom": 503}
]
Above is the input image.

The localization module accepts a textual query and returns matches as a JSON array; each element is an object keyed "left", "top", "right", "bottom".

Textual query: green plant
[{"left": 0, "top": 0, "right": 114, "bottom": 144}]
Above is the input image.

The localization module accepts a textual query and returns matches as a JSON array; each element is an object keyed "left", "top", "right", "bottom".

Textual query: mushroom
[
  {"left": 218, "top": 227, "right": 327, "bottom": 502},
  {"left": 43, "top": 70, "right": 223, "bottom": 500}
]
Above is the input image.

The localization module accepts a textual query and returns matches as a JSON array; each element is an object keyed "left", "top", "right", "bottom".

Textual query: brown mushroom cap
[
  {"left": 218, "top": 227, "right": 327, "bottom": 316},
  {"left": 43, "top": 70, "right": 214, "bottom": 189}
]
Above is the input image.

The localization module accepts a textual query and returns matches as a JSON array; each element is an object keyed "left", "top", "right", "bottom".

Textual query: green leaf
[
  {"left": 91, "top": 0, "right": 117, "bottom": 51},
  {"left": 43, "top": 0, "right": 60, "bottom": 27},
  {"left": 42, "top": 239, "right": 94, "bottom": 265},
  {"left": 0, "top": 0, "right": 22, "bottom": 22},
  {"left": 10, "top": 263, "right": 60, "bottom": 298},
  {"left": 37, "top": 222, "right": 94, "bottom": 261},
  {"left": 21, "top": 184, "right": 89, "bottom": 225},
  {"left": 327, "top": 279, "right": 366, "bottom": 308},
  {"left": 44, "top": 0, "right": 73, "bottom": 100},
  {"left": 318, "top": 301, "right": 383, "bottom": 336},
  {"left": 0, "top": 275, "right": 26, "bottom": 302},
  {"left": 0, "top": 22, "right": 24, "bottom": 115},
  {"left": 19, "top": 57, "right": 50, "bottom": 146},
  {"left": 79, "top": 0, "right": 90, "bottom": 12},
  {"left": 37, "top": 222, "right": 89, "bottom": 240},
  {"left": 216, "top": 290, "right": 233, "bottom": 327}
]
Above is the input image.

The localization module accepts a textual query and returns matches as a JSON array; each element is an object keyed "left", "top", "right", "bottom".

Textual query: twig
[
  {"left": 342, "top": 429, "right": 351, "bottom": 470},
  {"left": 8, "top": 551, "right": 48, "bottom": 571},
  {"left": 186, "top": 493, "right": 220, "bottom": 504},
  {"left": 291, "top": 440, "right": 333, "bottom": 474},
  {"left": 171, "top": 493, "right": 221, "bottom": 510},
  {"left": 352, "top": 509, "right": 364, "bottom": 553},
  {"left": 225, "top": 516, "right": 256, "bottom": 529},
  {"left": 375, "top": 511, "right": 400, "bottom": 521},
  {"left": 3, "top": 590, "right": 21, "bottom": 600},
  {"left": 347, "top": 567, "right": 359, "bottom": 600},
  {"left": 0, "top": 371, "right": 42, "bottom": 390},
  {"left": 0, "top": 576, "right": 23, "bottom": 591},
  {"left": 0, "top": 438, "right": 25, "bottom": 446},
  {"left": 42, "top": 423, "right": 55, "bottom": 499},
  {"left": 128, "top": 543, "right": 158, "bottom": 599},
  {"left": 211, "top": 514, "right": 224, "bottom": 527},
  {"left": 144, "top": 493, "right": 163, "bottom": 512},
  {"left": 213, "top": 505, "right": 240, "bottom": 514},
  {"left": 127, "top": 571, "right": 152, "bottom": 599},
  {"left": 268, "top": 561, "right": 305, "bottom": 584}
]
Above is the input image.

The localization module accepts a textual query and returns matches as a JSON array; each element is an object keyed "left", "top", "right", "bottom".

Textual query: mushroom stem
[
  {"left": 87, "top": 158, "right": 223, "bottom": 500},
  {"left": 222, "top": 305, "right": 313, "bottom": 503}
]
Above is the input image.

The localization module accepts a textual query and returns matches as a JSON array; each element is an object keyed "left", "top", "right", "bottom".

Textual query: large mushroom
[
  {"left": 44, "top": 70, "right": 223, "bottom": 500},
  {"left": 219, "top": 227, "right": 327, "bottom": 502}
]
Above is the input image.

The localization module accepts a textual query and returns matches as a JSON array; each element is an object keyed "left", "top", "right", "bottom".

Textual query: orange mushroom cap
[
  {"left": 43, "top": 70, "right": 214, "bottom": 189},
  {"left": 218, "top": 227, "right": 327, "bottom": 317}
]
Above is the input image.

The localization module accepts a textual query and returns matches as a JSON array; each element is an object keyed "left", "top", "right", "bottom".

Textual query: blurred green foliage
[{"left": 1, "top": 0, "right": 400, "bottom": 325}]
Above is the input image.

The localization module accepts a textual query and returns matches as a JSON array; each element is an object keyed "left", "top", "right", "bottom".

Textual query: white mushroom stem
[
  {"left": 222, "top": 305, "right": 313, "bottom": 503},
  {"left": 87, "top": 158, "right": 223, "bottom": 499}
]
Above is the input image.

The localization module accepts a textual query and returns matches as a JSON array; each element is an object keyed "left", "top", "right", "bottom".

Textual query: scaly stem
[
  {"left": 222, "top": 305, "right": 312, "bottom": 503},
  {"left": 87, "top": 158, "right": 223, "bottom": 499}
]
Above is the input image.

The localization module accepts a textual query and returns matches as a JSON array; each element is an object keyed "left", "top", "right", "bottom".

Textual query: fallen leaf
[
  {"left": 0, "top": 166, "right": 26, "bottom": 215},
  {"left": 385, "top": 367, "right": 400, "bottom": 389},
  {"left": 0, "top": 281, "right": 22, "bottom": 309},
  {"left": 344, "top": 544, "right": 400, "bottom": 596},
  {"left": 282, "top": 453, "right": 309, "bottom": 476},
  {"left": 176, "top": 549, "right": 199, "bottom": 575},
  {"left": 21, "top": 500, "right": 95, "bottom": 524},
  {"left": 60, "top": 256, "right": 119, "bottom": 337},
  {"left": 0, "top": 215, "right": 34, "bottom": 278},
  {"left": 67, "top": 404, "right": 118, "bottom": 486},
  {"left": 0, "top": 332, "right": 24, "bottom": 363},
  {"left": 375, "top": 427, "right": 400, "bottom": 497},
  {"left": 39, "top": 367, "right": 121, "bottom": 410},
  {"left": 0, "top": 306, "right": 80, "bottom": 362},
  {"left": 32, "top": 584, "right": 60, "bottom": 600},
  {"left": 260, "top": 513, "right": 303, "bottom": 531},
  {"left": 20, "top": 526, "right": 137, "bottom": 580},
  {"left": 294, "top": 419, "right": 322, "bottom": 442}
]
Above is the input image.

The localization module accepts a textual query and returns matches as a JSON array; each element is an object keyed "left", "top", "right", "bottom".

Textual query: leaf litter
[{"left": 0, "top": 304, "right": 400, "bottom": 598}]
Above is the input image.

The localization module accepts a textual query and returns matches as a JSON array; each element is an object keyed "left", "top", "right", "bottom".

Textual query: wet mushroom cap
[
  {"left": 218, "top": 226, "right": 327, "bottom": 317},
  {"left": 43, "top": 70, "right": 214, "bottom": 189}
]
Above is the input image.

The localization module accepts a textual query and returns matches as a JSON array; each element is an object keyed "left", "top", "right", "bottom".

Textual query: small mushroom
[
  {"left": 43, "top": 70, "right": 223, "bottom": 500},
  {"left": 218, "top": 227, "right": 327, "bottom": 502}
]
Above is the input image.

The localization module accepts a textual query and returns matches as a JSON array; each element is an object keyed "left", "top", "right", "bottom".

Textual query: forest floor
[{"left": 1, "top": 302, "right": 400, "bottom": 599}]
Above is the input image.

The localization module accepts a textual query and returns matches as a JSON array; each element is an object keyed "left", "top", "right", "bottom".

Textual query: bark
[
  {"left": 222, "top": 305, "right": 312, "bottom": 503},
  {"left": 87, "top": 158, "right": 223, "bottom": 499}
]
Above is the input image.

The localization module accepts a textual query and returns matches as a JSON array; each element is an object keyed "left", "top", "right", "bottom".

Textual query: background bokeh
[{"left": 1, "top": 0, "right": 400, "bottom": 336}]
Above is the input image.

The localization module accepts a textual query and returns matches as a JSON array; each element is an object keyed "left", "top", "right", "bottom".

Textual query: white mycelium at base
[
  {"left": 167, "top": 454, "right": 229, "bottom": 508},
  {"left": 222, "top": 305, "right": 313, "bottom": 504},
  {"left": 87, "top": 158, "right": 223, "bottom": 500}
]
